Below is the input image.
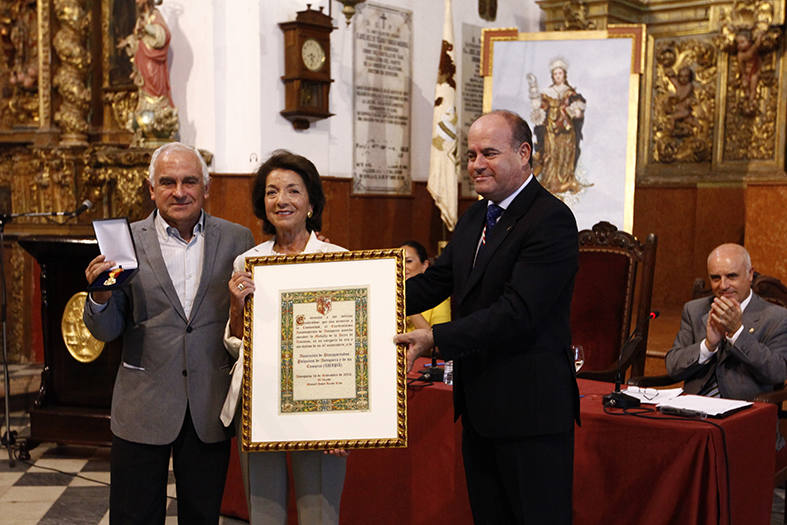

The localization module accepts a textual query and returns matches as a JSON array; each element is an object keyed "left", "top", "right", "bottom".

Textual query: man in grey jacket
[
  {"left": 666, "top": 243, "right": 787, "bottom": 400},
  {"left": 84, "top": 142, "right": 254, "bottom": 524}
]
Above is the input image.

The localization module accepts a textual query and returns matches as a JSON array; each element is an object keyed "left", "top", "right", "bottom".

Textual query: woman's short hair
[
  {"left": 401, "top": 240, "right": 428, "bottom": 263},
  {"left": 252, "top": 150, "right": 325, "bottom": 235}
]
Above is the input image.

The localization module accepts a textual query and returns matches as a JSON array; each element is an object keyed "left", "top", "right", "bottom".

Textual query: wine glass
[{"left": 572, "top": 345, "right": 585, "bottom": 373}]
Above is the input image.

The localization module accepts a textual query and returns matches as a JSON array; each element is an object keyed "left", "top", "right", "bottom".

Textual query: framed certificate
[{"left": 240, "top": 249, "right": 407, "bottom": 451}]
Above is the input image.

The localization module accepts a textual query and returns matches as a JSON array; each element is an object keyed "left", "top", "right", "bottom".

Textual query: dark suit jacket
[
  {"left": 84, "top": 212, "right": 255, "bottom": 445},
  {"left": 406, "top": 178, "right": 579, "bottom": 438},
  {"left": 665, "top": 292, "right": 787, "bottom": 400}
]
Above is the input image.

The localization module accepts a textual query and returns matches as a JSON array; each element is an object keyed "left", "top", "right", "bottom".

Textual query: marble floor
[{"left": 0, "top": 410, "right": 246, "bottom": 525}]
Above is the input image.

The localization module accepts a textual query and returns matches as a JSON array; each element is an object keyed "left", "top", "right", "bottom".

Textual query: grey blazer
[
  {"left": 84, "top": 212, "right": 254, "bottom": 445},
  {"left": 665, "top": 292, "right": 787, "bottom": 400}
]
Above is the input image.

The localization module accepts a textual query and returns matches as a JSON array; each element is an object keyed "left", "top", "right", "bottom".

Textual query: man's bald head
[{"left": 707, "top": 243, "right": 753, "bottom": 303}]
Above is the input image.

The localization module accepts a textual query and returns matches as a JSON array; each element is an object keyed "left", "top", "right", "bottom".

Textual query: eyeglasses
[{"left": 640, "top": 388, "right": 659, "bottom": 401}]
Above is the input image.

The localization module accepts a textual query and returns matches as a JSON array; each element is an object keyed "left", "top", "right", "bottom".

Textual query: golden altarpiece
[
  {"left": 1, "top": 0, "right": 187, "bottom": 366},
  {"left": 0, "top": 0, "right": 189, "bottom": 446}
]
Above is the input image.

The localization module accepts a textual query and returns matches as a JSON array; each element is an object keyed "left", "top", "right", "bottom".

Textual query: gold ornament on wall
[
  {"left": 52, "top": 0, "right": 91, "bottom": 145},
  {"left": 650, "top": 39, "right": 717, "bottom": 164},
  {"left": 61, "top": 292, "right": 105, "bottom": 363},
  {"left": 715, "top": 0, "right": 782, "bottom": 161},
  {"left": 562, "top": 0, "right": 595, "bottom": 31},
  {"left": 104, "top": 90, "right": 137, "bottom": 131},
  {"left": 335, "top": 0, "right": 366, "bottom": 26}
]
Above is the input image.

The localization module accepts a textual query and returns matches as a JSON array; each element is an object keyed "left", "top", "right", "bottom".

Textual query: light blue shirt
[{"left": 153, "top": 210, "right": 206, "bottom": 319}]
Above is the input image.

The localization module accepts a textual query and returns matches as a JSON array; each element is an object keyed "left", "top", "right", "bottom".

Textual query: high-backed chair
[{"left": 571, "top": 221, "right": 657, "bottom": 382}]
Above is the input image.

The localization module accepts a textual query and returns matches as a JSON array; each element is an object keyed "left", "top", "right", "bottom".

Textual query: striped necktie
[
  {"left": 480, "top": 203, "right": 504, "bottom": 246},
  {"left": 699, "top": 342, "right": 723, "bottom": 398}
]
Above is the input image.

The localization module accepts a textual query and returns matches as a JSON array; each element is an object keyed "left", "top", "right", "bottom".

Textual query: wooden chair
[{"left": 571, "top": 221, "right": 657, "bottom": 382}]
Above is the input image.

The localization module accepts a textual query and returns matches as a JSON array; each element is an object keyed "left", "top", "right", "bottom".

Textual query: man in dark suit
[
  {"left": 83, "top": 142, "right": 255, "bottom": 524},
  {"left": 666, "top": 243, "right": 787, "bottom": 400},
  {"left": 395, "top": 110, "right": 579, "bottom": 524}
]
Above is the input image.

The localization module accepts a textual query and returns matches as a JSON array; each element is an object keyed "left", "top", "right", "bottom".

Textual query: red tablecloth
[
  {"left": 221, "top": 373, "right": 777, "bottom": 525},
  {"left": 576, "top": 380, "right": 776, "bottom": 525}
]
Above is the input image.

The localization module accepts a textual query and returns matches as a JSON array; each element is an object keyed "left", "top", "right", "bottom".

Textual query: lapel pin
[{"left": 748, "top": 327, "right": 755, "bottom": 333}]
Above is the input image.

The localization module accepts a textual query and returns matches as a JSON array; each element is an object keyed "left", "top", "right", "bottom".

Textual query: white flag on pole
[{"left": 427, "top": 0, "right": 458, "bottom": 231}]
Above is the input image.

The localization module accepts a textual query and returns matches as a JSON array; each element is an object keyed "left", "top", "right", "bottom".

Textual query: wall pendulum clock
[{"left": 279, "top": 5, "right": 335, "bottom": 130}]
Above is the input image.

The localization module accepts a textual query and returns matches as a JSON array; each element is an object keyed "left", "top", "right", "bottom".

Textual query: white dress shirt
[
  {"left": 154, "top": 211, "right": 205, "bottom": 319},
  {"left": 89, "top": 211, "right": 205, "bottom": 320}
]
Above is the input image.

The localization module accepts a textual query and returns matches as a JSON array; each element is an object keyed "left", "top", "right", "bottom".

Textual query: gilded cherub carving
[
  {"left": 715, "top": 0, "right": 781, "bottom": 117},
  {"left": 651, "top": 41, "right": 716, "bottom": 163},
  {"left": 665, "top": 66, "right": 696, "bottom": 136},
  {"left": 734, "top": 29, "right": 763, "bottom": 104}
]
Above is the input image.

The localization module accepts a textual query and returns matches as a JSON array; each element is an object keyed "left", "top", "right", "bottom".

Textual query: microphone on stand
[
  {"left": 602, "top": 334, "right": 642, "bottom": 409},
  {"left": 72, "top": 200, "right": 93, "bottom": 217},
  {"left": 3, "top": 199, "right": 94, "bottom": 220},
  {"left": 418, "top": 349, "right": 444, "bottom": 382},
  {"left": 0, "top": 199, "right": 93, "bottom": 466}
]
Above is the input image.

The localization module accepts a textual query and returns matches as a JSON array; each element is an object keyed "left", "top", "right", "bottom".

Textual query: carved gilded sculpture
[
  {"left": 562, "top": 0, "right": 596, "bottom": 31},
  {"left": 117, "top": 0, "right": 178, "bottom": 145},
  {"left": 52, "top": 0, "right": 91, "bottom": 144},
  {"left": 716, "top": 0, "right": 782, "bottom": 161},
  {"left": 651, "top": 39, "right": 717, "bottom": 163}
]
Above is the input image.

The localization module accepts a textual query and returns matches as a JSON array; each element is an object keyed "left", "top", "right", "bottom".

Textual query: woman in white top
[{"left": 222, "top": 150, "right": 347, "bottom": 524}]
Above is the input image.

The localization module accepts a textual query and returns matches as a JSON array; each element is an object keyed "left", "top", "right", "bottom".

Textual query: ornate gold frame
[{"left": 240, "top": 249, "right": 407, "bottom": 452}]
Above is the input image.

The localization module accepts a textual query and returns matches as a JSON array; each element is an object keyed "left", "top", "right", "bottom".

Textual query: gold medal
[{"left": 103, "top": 266, "right": 123, "bottom": 286}]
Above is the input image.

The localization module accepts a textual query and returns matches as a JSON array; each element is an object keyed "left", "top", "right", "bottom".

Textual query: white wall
[{"left": 160, "top": 0, "right": 541, "bottom": 179}]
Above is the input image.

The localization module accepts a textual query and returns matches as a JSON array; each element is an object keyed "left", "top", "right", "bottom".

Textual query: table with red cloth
[
  {"left": 220, "top": 373, "right": 776, "bottom": 524},
  {"left": 577, "top": 379, "right": 775, "bottom": 525}
]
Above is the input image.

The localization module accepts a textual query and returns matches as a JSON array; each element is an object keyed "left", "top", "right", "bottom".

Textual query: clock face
[{"left": 301, "top": 39, "right": 326, "bottom": 72}]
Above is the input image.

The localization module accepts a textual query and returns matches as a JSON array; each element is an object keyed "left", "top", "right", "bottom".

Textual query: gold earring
[{"left": 307, "top": 210, "right": 313, "bottom": 218}]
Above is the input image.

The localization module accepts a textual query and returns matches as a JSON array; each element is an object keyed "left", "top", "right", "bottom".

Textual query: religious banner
[
  {"left": 427, "top": 0, "right": 459, "bottom": 231},
  {"left": 352, "top": 3, "right": 413, "bottom": 195},
  {"left": 240, "top": 250, "right": 407, "bottom": 451},
  {"left": 459, "top": 23, "right": 484, "bottom": 198},
  {"left": 481, "top": 26, "right": 645, "bottom": 232}
]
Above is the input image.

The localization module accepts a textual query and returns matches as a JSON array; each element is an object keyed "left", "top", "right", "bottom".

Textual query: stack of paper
[{"left": 656, "top": 394, "right": 752, "bottom": 418}]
